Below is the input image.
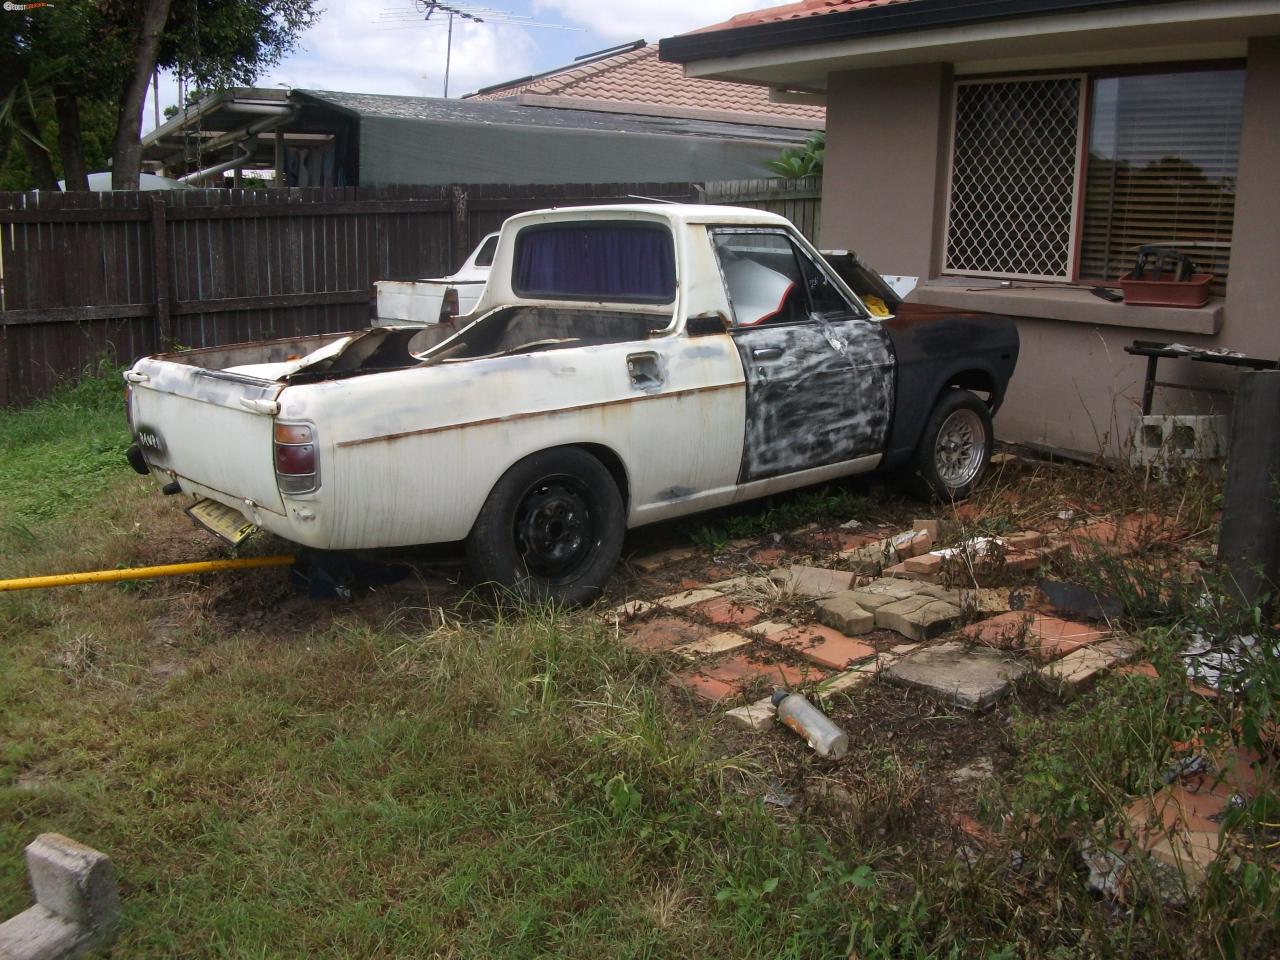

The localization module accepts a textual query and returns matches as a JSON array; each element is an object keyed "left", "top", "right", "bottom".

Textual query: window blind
[{"left": 1079, "top": 70, "right": 1244, "bottom": 292}]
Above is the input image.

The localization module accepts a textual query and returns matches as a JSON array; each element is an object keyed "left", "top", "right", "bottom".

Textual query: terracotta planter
[{"left": 1119, "top": 271, "right": 1214, "bottom": 308}]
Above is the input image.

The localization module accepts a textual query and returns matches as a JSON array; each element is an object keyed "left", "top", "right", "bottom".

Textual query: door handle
[{"left": 752, "top": 347, "right": 784, "bottom": 361}]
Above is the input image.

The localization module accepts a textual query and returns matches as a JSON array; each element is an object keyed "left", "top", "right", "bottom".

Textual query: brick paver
[
  {"left": 688, "top": 594, "right": 766, "bottom": 627},
  {"left": 761, "top": 624, "right": 876, "bottom": 671},
  {"left": 624, "top": 616, "right": 715, "bottom": 652},
  {"left": 674, "top": 655, "right": 821, "bottom": 703}
]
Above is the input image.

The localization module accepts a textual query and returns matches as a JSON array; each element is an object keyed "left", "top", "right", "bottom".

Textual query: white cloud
[
  {"left": 531, "top": 0, "right": 783, "bottom": 42},
  {"left": 262, "top": 0, "right": 540, "bottom": 97}
]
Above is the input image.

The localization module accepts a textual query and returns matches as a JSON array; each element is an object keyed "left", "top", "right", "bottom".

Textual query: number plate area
[{"left": 186, "top": 498, "right": 259, "bottom": 546}]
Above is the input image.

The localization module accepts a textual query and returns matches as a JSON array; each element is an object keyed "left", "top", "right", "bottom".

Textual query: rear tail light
[
  {"left": 439, "top": 287, "right": 459, "bottom": 323},
  {"left": 274, "top": 422, "right": 319, "bottom": 494}
]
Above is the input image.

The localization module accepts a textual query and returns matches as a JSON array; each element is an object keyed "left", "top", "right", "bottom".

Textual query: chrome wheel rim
[{"left": 935, "top": 409, "right": 985, "bottom": 489}]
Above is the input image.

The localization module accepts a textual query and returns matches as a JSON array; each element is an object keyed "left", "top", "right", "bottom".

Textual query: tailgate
[{"left": 129, "top": 358, "right": 286, "bottom": 514}]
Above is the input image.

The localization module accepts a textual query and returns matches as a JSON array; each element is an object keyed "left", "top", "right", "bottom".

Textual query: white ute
[
  {"left": 125, "top": 204, "right": 1018, "bottom": 603},
  {"left": 373, "top": 232, "right": 499, "bottom": 326}
]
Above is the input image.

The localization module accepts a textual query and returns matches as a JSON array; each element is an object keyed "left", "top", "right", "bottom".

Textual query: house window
[
  {"left": 1079, "top": 69, "right": 1244, "bottom": 290},
  {"left": 944, "top": 67, "right": 1245, "bottom": 290},
  {"left": 945, "top": 77, "right": 1084, "bottom": 280}
]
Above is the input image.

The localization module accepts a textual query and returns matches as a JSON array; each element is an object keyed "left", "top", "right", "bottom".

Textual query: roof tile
[
  {"left": 469, "top": 43, "right": 824, "bottom": 122},
  {"left": 690, "top": 0, "right": 914, "bottom": 34}
]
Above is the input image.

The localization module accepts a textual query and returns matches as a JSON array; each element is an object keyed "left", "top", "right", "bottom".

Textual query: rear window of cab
[{"left": 513, "top": 222, "right": 676, "bottom": 303}]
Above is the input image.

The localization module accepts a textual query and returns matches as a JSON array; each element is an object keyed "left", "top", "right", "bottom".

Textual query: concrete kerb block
[{"left": 0, "top": 834, "right": 121, "bottom": 960}]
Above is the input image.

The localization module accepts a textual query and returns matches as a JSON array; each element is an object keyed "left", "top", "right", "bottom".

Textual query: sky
[{"left": 143, "top": 0, "right": 783, "bottom": 132}]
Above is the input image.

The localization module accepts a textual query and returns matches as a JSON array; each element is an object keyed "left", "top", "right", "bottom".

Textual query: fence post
[
  {"left": 1218, "top": 369, "right": 1280, "bottom": 612},
  {"left": 150, "top": 194, "right": 171, "bottom": 349},
  {"left": 450, "top": 185, "right": 470, "bottom": 272}
]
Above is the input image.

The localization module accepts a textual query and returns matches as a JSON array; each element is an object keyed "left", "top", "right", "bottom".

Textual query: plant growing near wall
[{"left": 765, "top": 131, "right": 824, "bottom": 178}]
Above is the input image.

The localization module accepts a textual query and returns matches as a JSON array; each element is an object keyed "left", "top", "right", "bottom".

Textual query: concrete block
[
  {"left": 24, "top": 835, "right": 120, "bottom": 932},
  {"left": 771, "top": 565, "right": 856, "bottom": 598},
  {"left": 815, "top": 593, "right": 875, "bottom": 635},
  {"left": 885, "top": 641, "right": 1031, "bottom": 711},
  {"left": 875, "top": 597, "right": 960, "bottom": 642},
  {"left": 725, "top": 697, "right": 777, "bottom": 732},
  {"left": 0, "top": 906, "right": 85, "bottom": 960}
]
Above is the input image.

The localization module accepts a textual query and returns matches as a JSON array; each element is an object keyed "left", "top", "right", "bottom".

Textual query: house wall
[
  {"left": 820, "top": 43, "right": 1280, "bottom": 461},
  {"left": 820, "top": 63, "right": 952, "bottom": 280}
]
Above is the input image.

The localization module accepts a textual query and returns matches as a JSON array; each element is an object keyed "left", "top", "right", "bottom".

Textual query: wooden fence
[
  {"left": 701, "top": 175, "right": 822, "bottom": 243},
  {"left": 0, "top": 182, "right": 699, "bottom": 406},
  {"left": 0, "top": 177, "right": 820, "bottom": 407}
]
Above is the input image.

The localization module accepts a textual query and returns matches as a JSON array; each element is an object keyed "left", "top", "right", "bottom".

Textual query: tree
[{"left": 0, "top": 0, "right": 319, "bottom": 191}]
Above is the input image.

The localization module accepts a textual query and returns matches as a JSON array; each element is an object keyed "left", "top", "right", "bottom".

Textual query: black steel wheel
[{"left": 466, "top": 448, "right": 624, "bottom": 605}]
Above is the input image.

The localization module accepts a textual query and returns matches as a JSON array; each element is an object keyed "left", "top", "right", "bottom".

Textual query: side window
[
  {"left": 796, "top": 249, "right": 856, "bottom": 318},
  {"left": 712, "top": 230, "right": 856, "bottom": 326},
  {"left": 472, "top": 234, "right": 499, "bottom": 268},
  {"left": 712, "top": 232, "right": 808, "bottom": 327}
]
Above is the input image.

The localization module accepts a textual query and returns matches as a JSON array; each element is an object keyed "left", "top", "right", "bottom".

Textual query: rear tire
[
  {"left": 466, "top": 448, "right": 624, "bottom": 606},
  {"left": 903, "top": 389, "right": 993, "bottom": 502}
]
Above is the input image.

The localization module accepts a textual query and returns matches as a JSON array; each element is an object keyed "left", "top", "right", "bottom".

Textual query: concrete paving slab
[{"left": 885, "top": 641, "right": 1031, "bottom": 711}]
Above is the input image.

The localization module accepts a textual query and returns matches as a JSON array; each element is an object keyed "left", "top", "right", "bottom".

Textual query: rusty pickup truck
[{"left": 124, "top": 204, "right": 1018, "bottom": 604}]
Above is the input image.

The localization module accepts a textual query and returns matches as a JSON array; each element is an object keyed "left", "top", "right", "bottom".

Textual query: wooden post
[
  {"left": 1219, "top": 370, "right": 1280, "bottom": 611},
  {"left": 0, "top": 320, "right": 9, "bottom": 408},
  {"left": 450, "top": 184, "right": 469, "bottom": 273},
  {"left": 150, "top": 194, "right": 171, "bottom": 349}
]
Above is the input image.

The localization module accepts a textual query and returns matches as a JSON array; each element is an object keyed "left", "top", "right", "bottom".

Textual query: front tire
[
  {"left": 466, "top": 448, "right": 624, "bottom": 606},
  {"left": 904, "top": 389, "right": 993, "bottom": 501}
]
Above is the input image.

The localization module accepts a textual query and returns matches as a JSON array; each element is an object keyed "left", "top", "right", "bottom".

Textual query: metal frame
[{"left": 942, "top": 73, "right": 1087, "bottom": 283}]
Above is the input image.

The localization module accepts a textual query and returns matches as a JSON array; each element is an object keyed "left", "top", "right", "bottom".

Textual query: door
[{"left": 711, "top": 229, "right": 895, "bottom": 484}]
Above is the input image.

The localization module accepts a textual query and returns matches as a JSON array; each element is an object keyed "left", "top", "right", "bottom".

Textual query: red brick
[
  {"left": 904, "top": 553, "right": 943, "bottom": 575},
  {"left": 623, "top": 616, "right": 713, "bottom": 652},
  {"left": 1003, "top": 551, "right": 1042, "bottom": 573},
  {"left": 1005, "top": 530, "right": 1045, "bottom": 550},
  {"left": 747, "top": 546, "right": 788, "bottom": 566},
  {"left": 962, "top": 611, "right": 1032, "bottom": 649},
  {"left": 1115, "top": 661, "right": 1160, "bottom": 679},
  {"left": 688, "top": 595, "right": 766, "bottom": 627},
  {"left": 1024, "top": 615, "right": 1110, "bottom": 661},
  {"left": 762, "top": 624, "right": 876, "bottom": 670},
  {"left": 672, "top": 655, "right": 820, "bottom": 703}
]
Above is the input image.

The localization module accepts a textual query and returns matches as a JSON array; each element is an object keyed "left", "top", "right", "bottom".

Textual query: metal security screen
[{"left": 945, "top": 77, "right": 1083, "bottom": 280}]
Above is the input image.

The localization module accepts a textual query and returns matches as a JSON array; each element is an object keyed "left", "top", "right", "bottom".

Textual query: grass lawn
[{"left": 1, "top": 377, "right": 1276, "bottom": 958}]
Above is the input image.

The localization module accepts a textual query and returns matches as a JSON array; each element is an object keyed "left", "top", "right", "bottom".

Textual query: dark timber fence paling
[{"left": 0, "top": 178, "right": 818, "bottom": 408}]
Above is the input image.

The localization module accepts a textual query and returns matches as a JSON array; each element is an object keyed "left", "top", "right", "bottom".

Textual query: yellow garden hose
[{"left": 0, "top": 555, "right": 297, "bottom": 592}]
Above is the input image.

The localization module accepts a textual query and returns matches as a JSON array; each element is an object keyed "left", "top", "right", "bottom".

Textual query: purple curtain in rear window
[{"left": 514, "top": 224, "right": 676, "bottom": 301}]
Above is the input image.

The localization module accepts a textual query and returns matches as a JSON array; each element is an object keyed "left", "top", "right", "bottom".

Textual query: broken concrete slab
[
  {"left": 814, "top": 593, "right": 875, "bottom": 635},
  {"left": 885, "top": 641, "right": 1031, "bottom": 711},
  {"left": 608, "top": 599, "right": 656, "bottom": 620},
  {"left": 815, "top": 666, "right": 877, "bottom": 700},
  {"left": 725, "top": 696, "right": 776, "bottom": 732},
  {"left": 875, "top": 596, "right": 960, "bottom": 642},
  {"left": 1038, "top": 639, "right": 1136, "bottom": 697},
  {"left": 770, "top": 565, "right": 857, "bottom": 598}
]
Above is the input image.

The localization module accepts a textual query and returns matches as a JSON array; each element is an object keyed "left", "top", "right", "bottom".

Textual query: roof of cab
[{"left": 501, "top": 203, "right": 795, "bottom": 230}]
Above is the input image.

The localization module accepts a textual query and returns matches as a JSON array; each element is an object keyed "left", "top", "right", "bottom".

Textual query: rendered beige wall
[
  {"left": 821, "top": 45, "right": 1280, "bottom": 460},
  {"left": 820, "top": 63, "right": 952, "bottom": 279}
]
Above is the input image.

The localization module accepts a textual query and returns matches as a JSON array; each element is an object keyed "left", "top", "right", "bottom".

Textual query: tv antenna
[{"left": 378, "top": 2, "right": 581, "bottom": 98}]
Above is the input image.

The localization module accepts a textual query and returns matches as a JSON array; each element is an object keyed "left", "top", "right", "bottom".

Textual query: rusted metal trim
[{"left": 337, "top": 382, "right": 741, "bottom": 448}]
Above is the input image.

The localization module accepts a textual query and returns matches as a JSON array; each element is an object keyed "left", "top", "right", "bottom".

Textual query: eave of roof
[{"left": 660, "top": 0, "right": 1180, "bottom": 63}]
